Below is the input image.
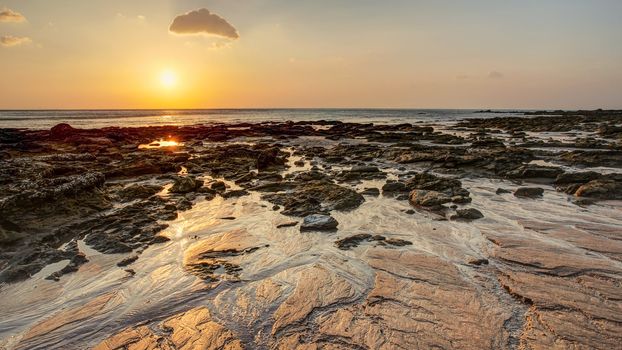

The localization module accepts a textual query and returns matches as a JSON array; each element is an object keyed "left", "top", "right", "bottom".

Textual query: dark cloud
[
  {"left": 0, "top": 8, "right": 26, "bottom": 23},
  {"left": 169, "top": 8, "right": 238, "bottom": 39},
  {"left": 488, "top": 71, "right": 504, "bottom": 79},
  {"left": 0, "top": 35, "right": 31, "bottom": 47}
]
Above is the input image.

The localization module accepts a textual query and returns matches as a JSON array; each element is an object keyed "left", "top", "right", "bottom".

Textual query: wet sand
[{"left": 1, "top": 111, "right": 621, "bottom": 349}]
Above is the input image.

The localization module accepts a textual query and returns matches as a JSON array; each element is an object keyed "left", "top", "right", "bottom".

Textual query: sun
[{"left": 159, "top": 70, "right": 177, "bottom": 88}]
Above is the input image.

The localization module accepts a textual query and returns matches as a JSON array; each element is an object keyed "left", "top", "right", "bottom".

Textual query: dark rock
[
  {"left": 117, "top": 255, "right": 139, "bottom": 267},
  {"left": 450, "top": 208, "right": 484, "bottom": 221},
  {"left": 276, "top": 221, "right": 298, "bottom": 228},
  {"left": 360, "top": 188, "right": 380, "bottom": 196},
  {"left": 468, "top": 258, "right": 489, "bottom": 266},
  {"left": 514, "top": 187, "right": 544, "bottom": 198},
  {"left": 170, "top": 176, "right": 203, "bottom": 194},
  {"left": 335, "top": 234, "right": 373, "bottom": 250},
  {"left": 505, "top": 164, "right": 563, "bottom": 179},
  {"left": 262, "top": 180, "right": 364, "bottom": 217},
  {"left": 384, "top": 238, "right": 413, "bottom": 247},
  {"left": 210, "top": 181, "right": 227, "bottom": 192},
  {"left": 496, "top": 188, "right": 511, "bottom": 194},
  {"left": 575, "top": 180, "right": 622, "bottom": 199},
  {"left": 50, "top": 123, "right": 76, "bottom": 139},
  {"left": 300, "top": 214, "right": 338, "bottom": 232},
  {"left": 222, "top": 190, "right": 250, "bottom": 198},
  {"left": 382, "top": 181, "right": 408, "bottom": 194},
  {"left": 118, "top": 184, "right": 162, "bottom": 201},
  {"left": 45, "top": 252, "right": 89, "bottom": 281},
  {"left": 152, "top": 235, "right": 171, "bottom": 244},
  {"left": 409, "top": 190, "right": 451, "bottom": 207}
]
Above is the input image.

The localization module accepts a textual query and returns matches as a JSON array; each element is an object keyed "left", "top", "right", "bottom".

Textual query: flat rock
[
  {"left": 514, "top": 187, "right": 544, "bottom": 198},
  {"left": 300, "top": 214, "right": 338, "bottom": 232}
]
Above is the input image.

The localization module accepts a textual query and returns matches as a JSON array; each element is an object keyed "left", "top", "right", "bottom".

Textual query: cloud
[
  {"left": 1, "top": 35, "right": 31, "bottom": 47},
  {"left": 0, "top": 8, "right": 26, "bottom": 23},
  {"left": 488, "top": 71, "right": 504, "bottom": 79},
  {"left": 169, "top": 8, "right": 239, "bottom": 39}
]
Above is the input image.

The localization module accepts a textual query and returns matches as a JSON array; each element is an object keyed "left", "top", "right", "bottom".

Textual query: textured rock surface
[{"left": 1, "top": 117, "right": 621, "bottom": 350}]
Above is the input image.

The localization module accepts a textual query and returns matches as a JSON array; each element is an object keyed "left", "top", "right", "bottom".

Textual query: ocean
[{"left": 0, "top": 109, "right": 524, "bottom": 129}]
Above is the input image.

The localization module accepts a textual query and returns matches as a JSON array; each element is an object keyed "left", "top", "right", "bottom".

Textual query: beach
[{"left": 0, "top": 110, "right": 621, "bottom": 349}]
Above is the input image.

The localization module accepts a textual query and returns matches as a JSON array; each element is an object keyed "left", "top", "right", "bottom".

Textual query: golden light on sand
[{"left": 159, "top": 70, "right": 177, "bottom": 89}]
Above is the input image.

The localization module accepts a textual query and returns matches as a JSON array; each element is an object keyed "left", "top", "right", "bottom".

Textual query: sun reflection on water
[{"left": 138, "top": 139, "right": 182, "bottom": 149}]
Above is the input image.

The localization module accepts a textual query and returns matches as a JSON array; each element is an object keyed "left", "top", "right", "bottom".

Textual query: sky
[{"left": 1, "top": 0, "right": 621, "bottom": 109}]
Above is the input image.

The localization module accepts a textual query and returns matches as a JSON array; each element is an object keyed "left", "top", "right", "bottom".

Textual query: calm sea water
[{"left": 0, "top": 109, "right": 525, "bottom": 129}]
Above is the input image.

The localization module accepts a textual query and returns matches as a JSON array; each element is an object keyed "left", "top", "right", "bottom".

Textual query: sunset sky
[{"left": 1, "top": 0, "right": 621, "bottom": 109}]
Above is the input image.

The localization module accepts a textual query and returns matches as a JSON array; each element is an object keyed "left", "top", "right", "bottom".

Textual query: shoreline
[{"left": 1, "top": 111, "right": 621, "bottom": 349}]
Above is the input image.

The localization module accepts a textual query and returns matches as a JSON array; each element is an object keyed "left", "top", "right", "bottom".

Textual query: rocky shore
[{"left": 1, "top": 111, "right": 621, "bottom": 349}]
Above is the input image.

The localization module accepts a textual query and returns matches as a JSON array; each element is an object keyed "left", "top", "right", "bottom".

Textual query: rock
[
  {"left": 176, "top": 198, "right": 193, "bottom": 211},
  {"left": 514, "top": 187, "right": 544, "bottom": 198},
  {"left": 170, "top": 176, "right": 203, "bottom": 194},
  {"left": 300, "top": 214, "right": 338, "bottom": 232},
  {"left": 118, "top": 184, "right": 162, "bottom": 201},
  {"left": 506, "top": 164, "right": 563, "bottom": 179},
  {"left": 117, "top": 255, "right": 139, "bottom": 267},
  {"left": 95, "top": 307, "right": 243, "bottom": 350},
  {"left": 384, "top": 238, "right": 413, "bottom": 246},
  {"left": 50, "top": 123, "right": 76, "bottom": 139},
  {"left": 210, "top": 181, "right": 227, "bottom": 192},
  {"left": 471, "top": 139, "right": 506, "bottom": 148},
  {"left": 404, "top": 173, "right": 462, "bottom": 193},
  {"left": 276, "top": 221, "right": 298, "bottom": 228},
  {"left": 335, "top": 234, "right": 373, "bottom": 250},
  {"left": 450, "top": 208, "right": 484, "bottom": 221},
  {"left": 554, "top": 171, "right": 602, "bottom": 185},
  {"left": 152, "top": 235, "right": 171, "bottom": 244},
  {"left": 468, "top": 258, "right": 489, "bottom": 266},
  {"left": 45, "top": 253, "right": 89, "bottom": 281},
  {"left": 409, "top": 190, "right": 451, "bottom": 207},
  {"left": 382, "top": 181, "right": 408, "bottom": 194},
  {"left": 360, "top": 188, "right": 380, "bottom": 196},
  {"left": 221, "top": 189, "right": 249, "bottom": 198},
  {"left": 451, "top": 195, "right": 472, "bottom": 204},
  {"left": 262, "top": 180, "right": 364, "bottom": 217},
  {"left": 256, "top": 147, "right": 286, "bottom": 170},
  {"left": 575, "top": 179, "right": 622, "bottom": 199},
  {"left": 496, "top": 188, "right": 511, "bottom": 194},
  {"left": 350, "top": 166, "right": 380, "bottom": 173}
]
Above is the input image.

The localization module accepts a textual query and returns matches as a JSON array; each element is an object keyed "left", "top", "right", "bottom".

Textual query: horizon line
[{"left": 1, "top": 107, "right": 620, "bottom": 112}]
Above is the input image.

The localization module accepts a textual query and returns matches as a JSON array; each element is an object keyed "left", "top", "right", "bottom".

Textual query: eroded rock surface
[{"left": 1, "top": 114, "right": 621, "bottom": 349}]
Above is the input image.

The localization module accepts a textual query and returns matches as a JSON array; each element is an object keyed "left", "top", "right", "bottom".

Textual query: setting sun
[{"left": 159, "top": 70, "right": 177, "bottom": 89}]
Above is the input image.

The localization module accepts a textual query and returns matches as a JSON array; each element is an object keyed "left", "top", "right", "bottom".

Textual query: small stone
[
  {"left": 170, "top": 176, "right": 203, "bottom": 194},
  {"left": 514, "top": 187, "right": 544, "bottom": 198},
  {"left": 210, "top": 181, "right": 227, "bottom": 192},
  {"left": 117, "top": 255, "right": 139, "bottom": 267},
  {"left": 360, "top": 188, "right": 380, "bottom": 196},
  {"left": 385, "top": 238, "right": 413, "bottom": 246},
  {"left": 276, "top": 221, "right": 298, "bottom": 228},
  {"left": 468, "top": 258, "right": 489, "bottom": 266},
  {"left": 450, "top": 208, "right": 484, "bottom": 221},
  {"left": 152, "top": 235, "right": 171, "bottom": 244}
]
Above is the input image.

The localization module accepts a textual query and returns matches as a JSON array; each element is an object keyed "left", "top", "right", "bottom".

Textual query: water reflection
[{"left": 138, "top": 139, "right": 181, "bottom": 149}]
